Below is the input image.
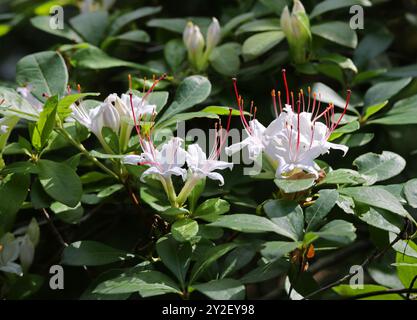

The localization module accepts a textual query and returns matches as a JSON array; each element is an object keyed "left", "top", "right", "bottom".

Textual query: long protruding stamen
[
  {"left": 282, "top": 69, "right": 290, "bottom": 105},
  {"left": 278, "top": 91, "right": 283, "bottom": 113},
  {"left": 330, "top": 90, "right": 352, "bottom": 132},
  {"left": 307, "top": 86, "right": 311, "bottom": 112},
  {"left": 296, "top": 99, "right": 301, "bottom": 153},
  {"left": 142, "top": 73, "right": 167, "bottom": 102},
  {"left": 271, "top": 89, "right": 278, "bottom": 118},
  {"left": 300, "top": 89, "right": 305, "bottom": 112},
  {"left": 291, "top": 91, "right": 294, "bottom": 111},
  {"left": 311, "top": 92, "right": 317, "bottom": 116},
  {"left": 232, "top": 78, "right": 251, "bottom": 133}
]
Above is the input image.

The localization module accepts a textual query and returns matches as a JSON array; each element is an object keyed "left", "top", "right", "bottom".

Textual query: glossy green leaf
[
  {"left": 62, "top": 241, "right": 134, "bottom": 266},
  {"left": 37, "top": 159, "right": 82, "bottom": 207},
  {"left": 353, "top": 151, "right": 406, "bottom": 185}
]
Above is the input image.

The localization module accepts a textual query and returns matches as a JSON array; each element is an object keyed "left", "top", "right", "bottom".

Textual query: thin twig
[
  {"left": 41, "top": 208, "right": 68, "bottom": 247},
  {"left": 345, "top": 288, "right": 417, "bottom": 300},
  {"left": 407, "top": 275, "right": 417, "bottom": 300}
]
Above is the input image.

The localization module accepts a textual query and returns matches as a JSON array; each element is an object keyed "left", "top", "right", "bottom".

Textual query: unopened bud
[
  {"left": 280, "top": 0, "right": 311, "bottom": 64},
  {"left": 206, "top": 17, "right": 221, "bottom": 53}
]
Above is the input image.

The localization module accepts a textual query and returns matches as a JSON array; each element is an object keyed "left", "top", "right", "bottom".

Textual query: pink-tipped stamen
[
  {"left": 282, "top": 69, "right": 290, "bottom": 105},
  {"left": 296, "top": 100, "right": 301, "bottom": 153}
]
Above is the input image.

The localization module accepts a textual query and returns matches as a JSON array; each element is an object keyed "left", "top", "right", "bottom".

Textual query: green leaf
[
  {"left": 320, "top": 53, "right": 358, "bottom": 73},
  {"left": 354, "top": 28, "right": 394, "bottom": 68},
  {"left": 337, "top": 132, "right": 374, "bottom": 147},
  {"left": 209, "top": 42, "right": 241, "bottom": 76},
  {"left": 62, "top": 241, "right": 134, "bottom": 266},
  {"left": 310, "top": 82, "right": 355, "bottom": 111},
  {"left": 404, "top": 178, "right": 417, "bottom": 208},
  {"left": 242, "top": 31, "right": 285, "bottom": 61},
  {"left": 260, "top": 241, "right": 300, "bottom": 261},
  {"left": 236, "top": 18, "right": 280, "bottom": 35},
  {"left": 194, "top": 198, "right": 230, "bottom": 221},
  {"left": 310, "top": 0, "right": 372, "bottom": 18},
  {"left": 30, "top": 16, "right": 82, "bottom": 42},
  {"left": 31, "top": 95, "right": 58, "bottom": 150},
  {"left": 264, "top": 200, "right": 304, "bottom": 241},
  {"left": 208, "top": 213, "right": 285, "bottom": 235},
  {"left": 147, "top": 17, "right": 212, "bottom": 33},
  {"left": 171, "top": 218, "right": 199, "bottom": 242},
  {"left": 158, "top": 76, "right": 211, "bottom": 123},
  {"left": 133, "top": 90, "right": 169, "bottom": 114},
  {"left": 358, "top": 207, "right": 403, "bottom": 234},
  {"left": 16, "top": 51, "right": 68, "bottom": 101},
  {"left": 57, "top": 92, "right": 100, "bottom": 120},
  {"left": 319, "top": 169, "right": 365, "bottom": 185},
  {"left": 311, "top": 22, "right": 357, "bottom": 48},
  {"left": 353, "top": 151, "right": 406, "bottom": 185},
  {"left": 164, "top": 39, "right": 186, "bottom": 72},
  {"left": 369, "top": 93, "right": 417, "bottom": 125},
  {"left": 109, "top": 6, "right": 162, "bottom": 36},
  {"left": 313, "top": 220, "right": 356, "bottom": 245},
  {"left": 396, "top": 250, "right": 417, "bottom": 290},
  {"left": 193, "top": 279, "right": 245, "bottom": 300},
  {"left": 93, "top": 270, "right": 180, "bottom": 297},
  {"left": 156, "top": 235, "right": 191, "bottom": 289},
  {"left": 274, "top": 177, "right": 315, "bottom": 193},
  {"left": 0, "top": 174, "right": 30, "bottom": 234},
  {"left": 390, "top": 233, "right": 417, "bottom": 259},
  {"left": 51, "top": 202, "right": 84, "bottom": 225},
  {"left": 333, "top": 284, "right": 403, "bottom": 300},
  {"left": 189, "top": 243, "right": 237, "bottom": 284},
  {"left": 339, "top": 186, "right": 409, "bottom": 218},
  {"left": 69, "top": 11, "right": 108, "bottom": 46},
  {"left": 103, "top": 30, "right": 150, "bottom": 48},
  {"left": 37, "top": 159, "right": 82, "bottom": 208},
  {"left": 70, "top": 45, "right": 160, "bottom": 73},
  {"left": 240, "top": 258, "right": 289, "bottom": 284},
  {"left": 364, "top": 78, "right": 411, "bottom": 107},
  {"left": 328, "top": 120, "right": 360, "bottom": 141},
  {"left": 200, "top": 106, "right": 246, "bottom": 116},
  {"left": 306, "top": 189, "right": 339, "bottom": 232},
  {"left": 362, "top": 100, "right": 388, "bottom": 121}
]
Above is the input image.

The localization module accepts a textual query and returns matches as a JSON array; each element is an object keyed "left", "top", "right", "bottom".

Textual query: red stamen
[
  {"left": 232, "top": 78, "right": 251, "bottom": 133},
  {"left": 282, "top": 69, "right": 290, "bottom": 105},
  {"left": 296, "top": 100, "right": 301, "bottom": 153},
  {"left": 77, "top": 84, "right": 81, "bottom": 93},
  {"left": 307, "top": 86, "right": 311, "bottom": 112},
  {"left": 331, "top": 90, "right": 352, "bottom": 132}
]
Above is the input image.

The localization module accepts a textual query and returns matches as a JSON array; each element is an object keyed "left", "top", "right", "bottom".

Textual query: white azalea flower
[
  {"left": 106, "top": 93, "right": 156, "bottom": 122},
  {"left": 227, "top": 72, "right": 351, "bottom": 179},
  {"left": 71, "top": 101, "right": 120, "bottom": 137},
  {"left": 268, "top": 105, "right": 348, "bottom": 179},
  {"left": 186, "top": 144, "right": 233, "bottom": 186},
  {"left": 16, "top": 87, "right": 43, "bottom": 113},
  {"left": 123, "top": 137, "right": 187, "bottom": 182}
]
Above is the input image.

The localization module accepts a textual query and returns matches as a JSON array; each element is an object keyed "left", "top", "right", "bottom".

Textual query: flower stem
[
  {"left": 159, "top": 176, "right": 178, "bottom": 207},
  {"left": 176, "top": 174, "right": 199, "bottom": 207},
  {"left": 56, "top": 127, "right": 119, "bottom": 180}
]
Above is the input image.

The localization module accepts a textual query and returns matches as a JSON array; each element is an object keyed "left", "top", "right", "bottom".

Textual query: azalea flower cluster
[
  {"left": 70, "top": 78, "right": 160, "bottom": 153},
  {"left": 123, "top": 106, "right": 233, "bottom": 207},
  {"left": 226, "top": 70, "right": 351, "bottom": 179}
]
